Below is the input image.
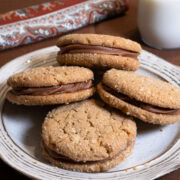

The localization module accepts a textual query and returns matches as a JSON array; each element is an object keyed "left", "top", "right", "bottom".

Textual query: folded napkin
[{"left": 0, "top": 0, "right": 128, "bottom": 51}]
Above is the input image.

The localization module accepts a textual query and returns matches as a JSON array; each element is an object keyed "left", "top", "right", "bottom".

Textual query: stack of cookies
[{"left": 6, "top": 34, "right": 180, "bottom": 173}]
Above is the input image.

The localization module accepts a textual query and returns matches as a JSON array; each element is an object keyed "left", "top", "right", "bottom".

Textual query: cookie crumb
[{"left": 26, "top": 59, "right": 31, "bottom": 63}]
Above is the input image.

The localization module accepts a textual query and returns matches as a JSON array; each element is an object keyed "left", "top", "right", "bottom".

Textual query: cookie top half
[
  {"left": 42, "top": 99, "right": 136, "bottom": 162},
  {"left": 7, "top": 66, "right": 93, "bottom": 87},
  {"left": 57, "top": 34, "right": 141, "bottom": 53},
  {"left": 103, "top": 69, "right": 180, "bottom": 109}
]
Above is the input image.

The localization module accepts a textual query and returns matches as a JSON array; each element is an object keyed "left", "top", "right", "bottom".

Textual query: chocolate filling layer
[
  {"left": 43, "top": 140, "right": 131, "bottom": 164},
  {"left": 11, "top": 80, "right": 93, "bottom": 96},
  {"left": 59, "top": 44, "right": 139, "bottom": 59},
  {"left": 103, "top": 84, "right": 180, "bottom": 115}
]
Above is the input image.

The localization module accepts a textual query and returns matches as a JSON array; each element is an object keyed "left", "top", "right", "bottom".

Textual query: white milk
[{"left": 138, "top": 0, "right": 180, "bottom": 49}]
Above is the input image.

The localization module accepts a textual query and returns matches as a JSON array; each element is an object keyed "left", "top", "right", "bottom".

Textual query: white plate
[{"left": 0, "top": 46, "right": 180, "bottom": 180}]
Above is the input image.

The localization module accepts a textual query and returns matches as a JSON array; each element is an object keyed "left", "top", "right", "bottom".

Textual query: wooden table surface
[{"left": 0, "top": 0, "right": 179, "bottom": 179}]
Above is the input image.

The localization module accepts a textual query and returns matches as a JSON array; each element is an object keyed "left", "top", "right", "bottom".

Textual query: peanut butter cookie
[
  {"left": 41, "top": 99, "right": 136, "bottom": 172},
  {"left": 7, "top": 66, "right": 95, "bottom": 105},
  {"left": 97, "top": 69, "right": 180, "bottom": 124},
  {"left": 56, "top": 34, "right": 141, "bottom": 71}
]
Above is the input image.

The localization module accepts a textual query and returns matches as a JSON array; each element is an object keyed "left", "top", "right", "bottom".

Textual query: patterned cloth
[{"left": 0, "top": 0, "right": 128, "bottom": 50}]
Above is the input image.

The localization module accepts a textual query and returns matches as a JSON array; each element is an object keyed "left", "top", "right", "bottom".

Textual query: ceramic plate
[{"left": 0, "top": 46, "right": 180, "bottom": 180}]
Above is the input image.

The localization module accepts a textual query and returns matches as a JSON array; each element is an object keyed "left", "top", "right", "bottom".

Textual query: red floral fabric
[{"left": 0, "top": 0, "right": 128, "bottom": 50}]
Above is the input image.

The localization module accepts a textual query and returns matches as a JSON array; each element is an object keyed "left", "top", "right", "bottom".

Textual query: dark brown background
[{"left": 0, "top": 0, "right": 179, "bottom": 179}]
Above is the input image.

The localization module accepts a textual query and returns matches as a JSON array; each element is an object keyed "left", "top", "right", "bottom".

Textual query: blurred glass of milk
[{"left": 138, "top": 0, "right": 180, "bottom": 49}]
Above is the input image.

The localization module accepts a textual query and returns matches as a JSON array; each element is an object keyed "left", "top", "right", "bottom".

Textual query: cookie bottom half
[
  {"left": 41, "top": 141, "right": 134, "bottom": 173},
  {"left": 57, "top": 53, "right": 139, "bottom": 71},
  {"left": 6, "top": 88, "right": 95, "bottom": 105}
]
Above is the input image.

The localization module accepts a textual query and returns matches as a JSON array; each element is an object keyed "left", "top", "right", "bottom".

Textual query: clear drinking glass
[{"left": 138, "top": 0, "right": 180, "bottom": 49}]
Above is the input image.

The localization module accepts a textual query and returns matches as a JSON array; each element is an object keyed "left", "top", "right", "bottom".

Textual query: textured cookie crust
[
  {"left": 57, "top": 53, "right": 139, "bottom": 71},
  {"left": 41, "top": 140, "right": 134, "bottom": 172},
  {"left": 57, "top": 34, "right": 142, "bottom": 53},
  {"left": 6, "top": 88, "right": 95, "bottom": 105},
  {"left": 42, "top": 99, "right": 136, "bottom": 162},
  {"left": 7, "top": 66, "right": 94, "bottom": 87},
  {"left": 103, "top": 69, "right": 180, "bottom": 109},
  {"left": 97, "top": 83, "right": 180, "bottom": 125}
]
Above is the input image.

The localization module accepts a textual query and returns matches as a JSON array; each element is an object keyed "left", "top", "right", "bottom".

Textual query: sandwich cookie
[
  {"left": 56, "top": 34, "right": 141, "bottom": 71},
  {"left": 41, "top": 99, "right": 136, "bottom": 172},
  {"left": 97, "top": 69, "right": 180, "bottom": 125},
  {"left": 7, "top": 66, "right": 95, "bottom": 105}
]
